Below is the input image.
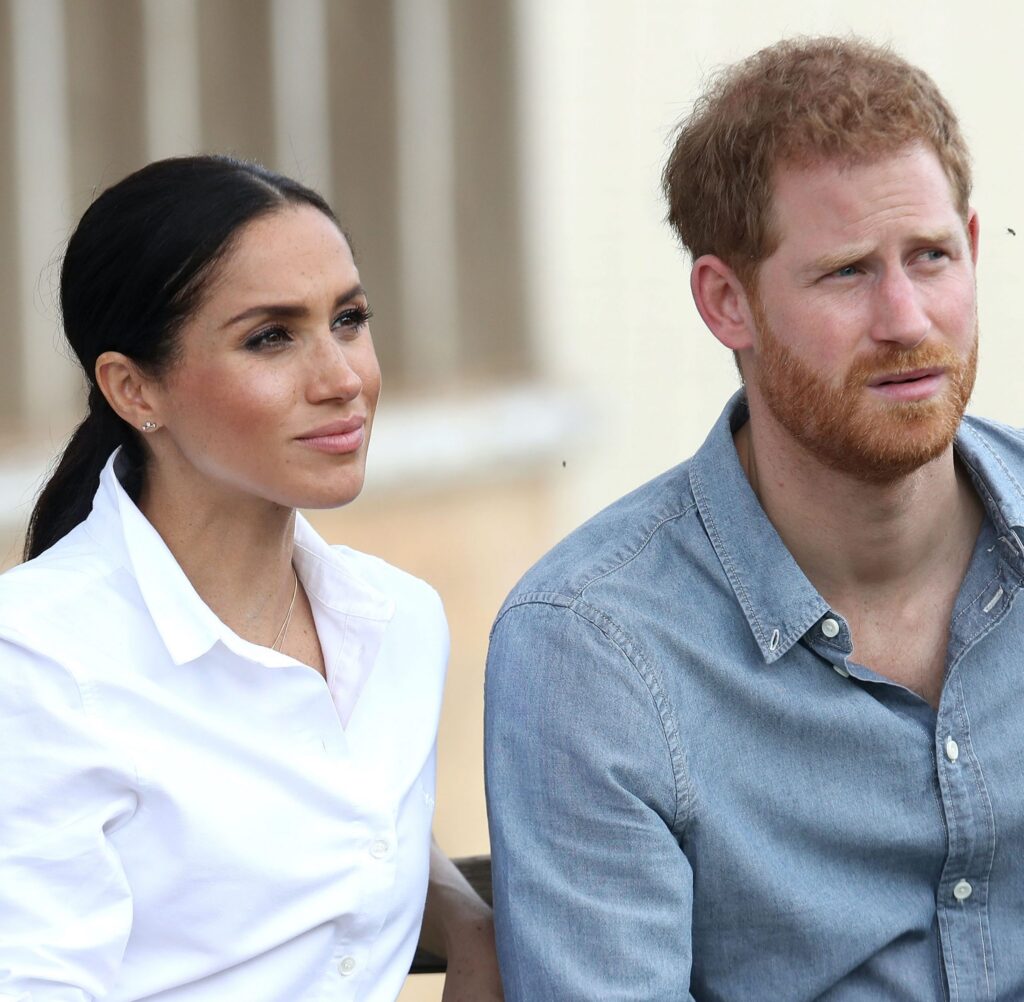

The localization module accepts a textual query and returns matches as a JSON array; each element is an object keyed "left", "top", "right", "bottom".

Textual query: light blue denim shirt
[{"left": 485, "top": 392, "right": 1024, "bottom": 1001}]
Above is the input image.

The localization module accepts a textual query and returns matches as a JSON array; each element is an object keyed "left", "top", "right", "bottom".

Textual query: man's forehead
[{"left": 766, "top": 144, "right": 964, "bottom": 245}]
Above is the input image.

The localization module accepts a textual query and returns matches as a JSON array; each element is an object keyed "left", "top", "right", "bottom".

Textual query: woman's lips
[{"left": 296, "top": 418, "right": 366, "bottom": 454}]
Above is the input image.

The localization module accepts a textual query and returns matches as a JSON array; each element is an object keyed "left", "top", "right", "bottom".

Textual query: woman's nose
[{"left": 306, "top": 338, "right": 363, "bottom": 402}]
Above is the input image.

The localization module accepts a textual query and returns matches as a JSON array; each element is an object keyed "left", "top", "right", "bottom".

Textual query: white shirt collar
[{"left": 88, "top": 450, "right": 394, "bottom": 667}]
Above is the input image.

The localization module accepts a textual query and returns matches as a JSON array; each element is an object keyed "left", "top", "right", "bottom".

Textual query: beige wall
[{"left": 2, "top": 2, "right": 1022, "bottom": 999}]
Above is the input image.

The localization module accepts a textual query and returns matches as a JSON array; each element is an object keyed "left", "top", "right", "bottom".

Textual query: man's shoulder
[
  {"left": 501, "top": 458, "right": 702, "bottom": 614},
  {"left": 959, "top": 413, "right": 1024, "bottom": 509},
  {"left": 961, "top": 412, "right": 1024, "bottom": 457}
]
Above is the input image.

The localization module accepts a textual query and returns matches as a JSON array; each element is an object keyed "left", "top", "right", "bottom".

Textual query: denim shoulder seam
[
  {"left": 569, "top": 597, "right": 693, "bottom": 837},
  {"left": 495, "top": 594, "right": 694, "bottom": 837},
  {"left": 491, "top": 590, "right": 573, "bottom": 639},
  {"left": 572, "top": 501, "right": 699, "bottom": 603}
]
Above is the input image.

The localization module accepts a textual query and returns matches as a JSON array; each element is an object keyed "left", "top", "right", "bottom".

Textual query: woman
[{"left": 0, "top": 156, "right": 500, "bottom": 1001}]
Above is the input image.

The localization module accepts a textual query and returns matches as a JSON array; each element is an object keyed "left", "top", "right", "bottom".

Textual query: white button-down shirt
[{"left": 0, "top": 454, "right": 448, "bottom": 1001}]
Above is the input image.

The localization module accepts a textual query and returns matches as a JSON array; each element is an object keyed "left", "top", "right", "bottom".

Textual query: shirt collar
[
  {"left": 88, "top": 450, "right": 394, "bottom": 666},
  {"left": 955, "top": 416, "right": 1024, "bottom": 548},
  {"left": 689, "top": 391, "right": 829, "bottom": 664},
  {"left": 690, "top": 393, "right": 1024, "bottom": 666}
]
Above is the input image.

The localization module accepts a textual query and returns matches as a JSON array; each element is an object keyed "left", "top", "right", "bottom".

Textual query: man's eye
[
  {"left": 920, "top": 249, "right": 947, "bottom": 262},
  {"left": 832, "top": 265, "right": 859, "bottom": 278}
]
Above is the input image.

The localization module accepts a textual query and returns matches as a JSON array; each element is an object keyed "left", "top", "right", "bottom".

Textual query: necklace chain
[{"left": 270, "top": 568, "right": 299, "bottom": 652}]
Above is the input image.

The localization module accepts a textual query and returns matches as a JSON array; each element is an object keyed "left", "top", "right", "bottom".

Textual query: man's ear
[
  {"left": 690, "top": 255, "right": 757, "bottom": 352},
  {"left": 967, "top": 208, "right": 980, "bottom": 266},
  {"left": 94, "top": 351, "right": 162, "bottom": 432}
]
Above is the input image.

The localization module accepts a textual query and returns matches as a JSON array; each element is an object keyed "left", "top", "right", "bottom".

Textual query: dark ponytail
[
  {"left": 24, "top": 155, "right": 338, "bottom": 561},
  {"left": 24, "top": 388, "right": 146, "bottom": 559}
]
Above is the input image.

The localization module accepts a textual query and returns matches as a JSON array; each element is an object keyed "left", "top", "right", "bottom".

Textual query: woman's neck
[{"left": 138, "top": 465, "right": 298, "bottom": 648}]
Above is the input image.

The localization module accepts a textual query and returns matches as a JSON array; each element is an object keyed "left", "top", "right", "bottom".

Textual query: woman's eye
[
  {"left": 243, "top": 326, "right": 291, "bottom": 351},
  {"left": 332, "top": 305, "right": 374, "bottom": 333}
]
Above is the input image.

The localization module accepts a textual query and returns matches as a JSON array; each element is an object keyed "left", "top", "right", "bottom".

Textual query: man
[{"left": 484, "top": 37, "right": 1024, "bottom": 1001}]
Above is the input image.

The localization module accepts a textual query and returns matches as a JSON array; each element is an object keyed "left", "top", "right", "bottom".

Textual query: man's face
[{"left": 744, "top": 143, "right": 979, "bottom": 482}]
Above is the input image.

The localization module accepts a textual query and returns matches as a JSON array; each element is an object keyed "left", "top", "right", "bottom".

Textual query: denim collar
[
  {"left": 689, "top": 391, "right": 1024, "bottom": 665},
  {"left": 955, "top": 418, "right": 1024, "bottom": 553},
  {"left": 689, "top": 392, "right": 829, "bottom": 664}
]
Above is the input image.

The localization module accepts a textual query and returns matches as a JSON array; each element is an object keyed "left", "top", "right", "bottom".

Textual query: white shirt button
[
  {"left": 953, "top": 879, "right": 973, "bottom": 901},
  {"left": 832, "top": 663, "right": 850, "bottom": 678},
  {"left": 370, "top": 839, "right": 390, "bottom": 859},
  {"left": 338, "top": 956, "right": 357, "bottom": 975},
  {"left": 945, "top": 737, "right": 960, "bottom": 763},
  {"left": 821, "top": 618, "right": 840, "bottom": 639}
]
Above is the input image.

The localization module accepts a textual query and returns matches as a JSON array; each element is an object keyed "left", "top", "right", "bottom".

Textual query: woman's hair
[{"left": 24, "top": 155, "right": 339, "bottom": 561}]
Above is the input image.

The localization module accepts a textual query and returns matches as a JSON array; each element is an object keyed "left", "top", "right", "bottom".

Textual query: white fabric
[{"left": 0, "top": 453, "right": 448, "bottom": 1002}]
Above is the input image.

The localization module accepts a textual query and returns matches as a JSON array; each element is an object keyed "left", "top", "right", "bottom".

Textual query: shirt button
[
  {"left": 821, "top": 618, "right": 840, "bottom": 639},
  {"left": 953, "top": 879, "right": 973, "bottom": 901},
  {"left": 832, "top": 663, "right": 850, "bottom": 678},
  {"left": 370, "top": 839, "right": 390, "bottom": 859},
  {"left": 945, "top": 736, "right": 960, "bottom": 762},
  {"left": 338, "top": 956, "right": 357, "bottom": 975}
]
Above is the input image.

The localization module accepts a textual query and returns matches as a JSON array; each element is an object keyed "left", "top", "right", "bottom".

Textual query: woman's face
[{"left": 146, "top": 205, "right": 381, "bottom": 511}]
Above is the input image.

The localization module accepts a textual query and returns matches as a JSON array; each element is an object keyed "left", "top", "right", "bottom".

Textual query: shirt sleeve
[
  {"left": 484, "top": 600, "right": 697, "bottom": 1001},
  {"left": 0, "top": 638, "right": 137, "bottom": 1000}
]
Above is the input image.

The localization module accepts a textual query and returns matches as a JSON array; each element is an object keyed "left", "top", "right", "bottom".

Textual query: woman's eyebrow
[{"left": 222, "top": 283, "right": 366, "bottom": 328}]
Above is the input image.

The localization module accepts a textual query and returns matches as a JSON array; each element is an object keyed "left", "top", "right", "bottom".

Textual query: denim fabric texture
[{"left": 485, "top": 392, "right": 1024, "bottom": 1001}]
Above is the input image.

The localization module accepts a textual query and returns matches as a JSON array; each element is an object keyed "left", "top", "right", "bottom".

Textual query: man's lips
[
  {"left": 296, "top": 416, "right": 367, "bottom": 454},
  {"left": 866, "top": 367, "right": 946, "bottom": 401},
  {"left": 867, "top": 367, "right": 945, "bottom": 387}
]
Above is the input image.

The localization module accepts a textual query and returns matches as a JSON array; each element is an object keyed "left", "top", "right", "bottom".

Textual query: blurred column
[
  {"left": 269, "top": 0, "right": 333, "bottom": 202},
  {"left": 10, "top": 0, "right": 79, "bottom": 428},
  {"left": 393, "top": 0, "right": 461, "bottom": 380},
  {"left": 141, "top": 0, "right": 202, "bottom": 160}
]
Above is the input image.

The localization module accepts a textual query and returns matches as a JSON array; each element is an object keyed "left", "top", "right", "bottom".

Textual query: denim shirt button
[
  {"left": 832, "top": 663, "right": 850, "bottom": 678},
  {"left": 945, "top": 736, "right": 960, "bottom": 762},
  {"left": 821, "top": 618, "right": 840, "bottom": 639},
  {"left": 953, "top": 879, "right": 973, "bottom": 901}
]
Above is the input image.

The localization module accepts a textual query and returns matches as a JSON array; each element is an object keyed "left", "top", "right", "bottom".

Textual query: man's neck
[{"left": 734, "top": 410, "right": 984, "bottom": 608}]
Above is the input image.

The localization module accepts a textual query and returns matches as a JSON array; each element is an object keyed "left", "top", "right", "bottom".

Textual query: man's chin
[{"left": 803, "top": 402, "right": 964, "bottom": 483}]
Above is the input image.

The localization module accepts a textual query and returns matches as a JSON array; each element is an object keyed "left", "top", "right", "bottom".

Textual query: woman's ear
[
  {"left": 95, "top": 352, "right": 162, "bottom": 432},
  {"left": 690, "top": 255, "right": 757, "bottom": 352}
]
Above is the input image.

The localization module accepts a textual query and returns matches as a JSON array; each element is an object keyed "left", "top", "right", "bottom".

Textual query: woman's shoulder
[
  {"left": 331, "top": 544, "right": 444, "bottom": 604},
  {"left": 0, "top": 523, "right": 127, "bottom": 651},
  {"left": 330, "top": 545, "right": 446, "bottom": 621}
]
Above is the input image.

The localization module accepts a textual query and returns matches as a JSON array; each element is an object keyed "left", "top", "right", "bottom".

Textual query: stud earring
[{"left": 141, "top": 420, "right": 158, "bottom": 433}]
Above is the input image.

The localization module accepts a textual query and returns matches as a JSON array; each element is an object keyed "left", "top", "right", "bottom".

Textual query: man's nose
[{"left": 870, "top": 270, "right": 930, "bottom": 348}]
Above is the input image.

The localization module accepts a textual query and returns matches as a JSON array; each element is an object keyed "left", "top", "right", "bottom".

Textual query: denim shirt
[{"left": 485, "top": 393, "right": 1024, "bottom": 1001}]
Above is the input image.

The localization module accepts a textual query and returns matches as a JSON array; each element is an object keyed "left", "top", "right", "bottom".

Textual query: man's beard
[{"left": 749, "top": 300, "right": 978, "bottom": 484}]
